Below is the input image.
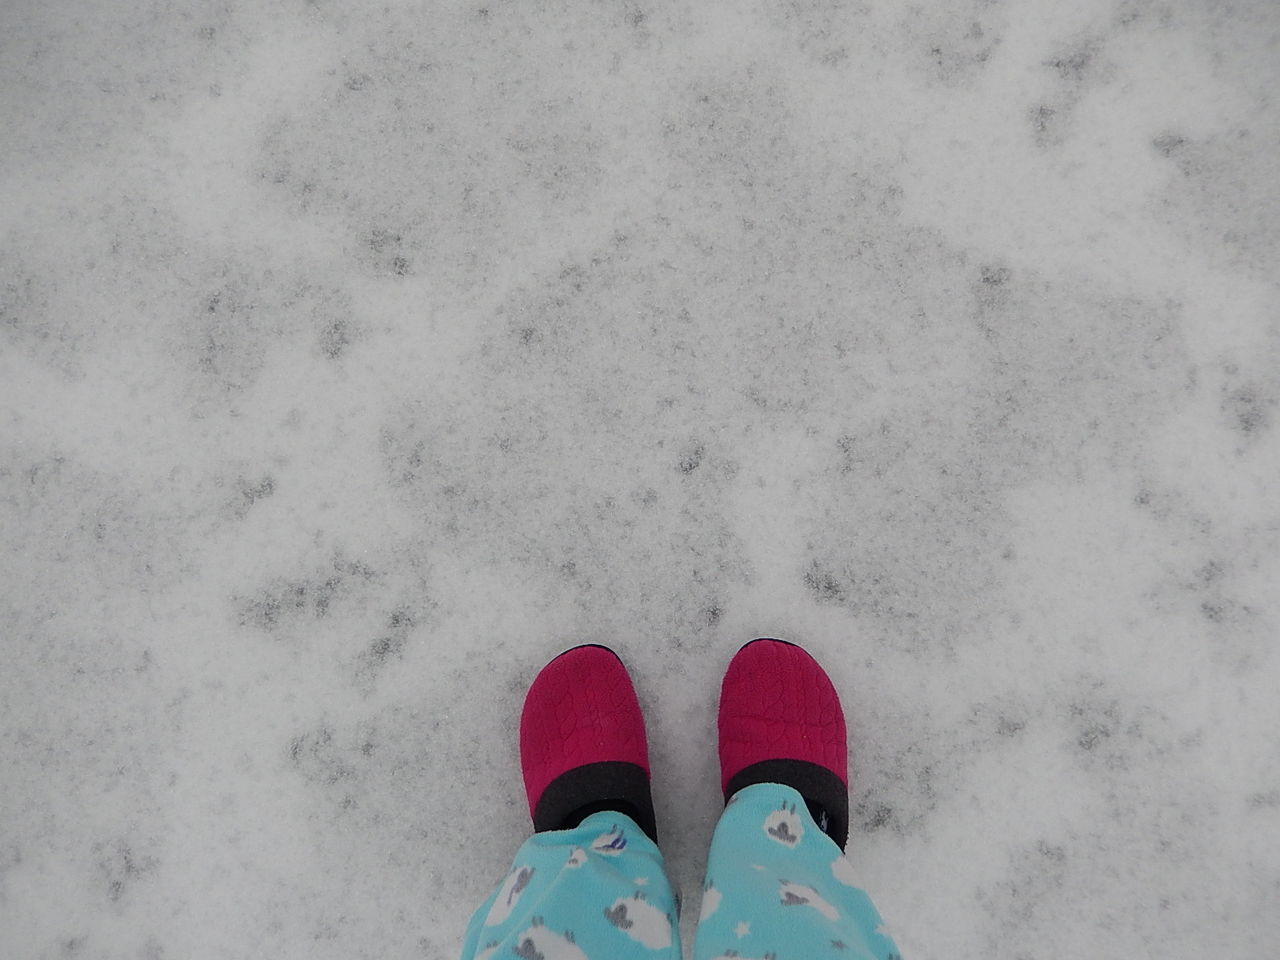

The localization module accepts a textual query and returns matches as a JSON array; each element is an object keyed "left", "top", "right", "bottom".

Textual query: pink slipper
[
  {"left": 519, "top": 644, "right": 658, "bottom": 842},
  {"left": 718, "top": 638, "right": 850, "bottom": 846}
]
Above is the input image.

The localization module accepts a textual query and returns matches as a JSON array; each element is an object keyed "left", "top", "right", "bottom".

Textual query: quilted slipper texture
[
  {"left": 519, "top": 645, "right": 651, "bottom": 821},
  {"left": 718, "top": 638, "right": 848, "bottom": 796}
]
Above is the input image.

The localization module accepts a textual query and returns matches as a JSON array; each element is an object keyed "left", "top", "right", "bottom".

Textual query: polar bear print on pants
[
  {"left": 831, "top": 854, "right": 861, "bottom": 887},
  {"left": 591, "top": 826, "right": 628, "bottom": 856},
  {"left": 763, "top": 802, "right": 804, "bottom": 847},
  {"left": 484, "top": 865, "right": 536, "bottom": 926},
  {"left": 513, "top": 917, "right": 589, "bottom": 960},
  {"left": 603, "top": 893, "right": 674, "bottom": 949},
  {"left": 699, "top": 883, "right": 723, "bottom": 922},
  {"left": 778, "top": 880, "right": 839, "bottom": 921}
]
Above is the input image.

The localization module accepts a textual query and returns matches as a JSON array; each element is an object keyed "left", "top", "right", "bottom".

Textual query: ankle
[
  {"left": 724, "top": 759, "right": 849, "bottom": 848},
  {"left": 533, "top": 761, "right": 660, "bottom": 844},
  {"left": 560, "top": 799, "right": 644, "bottom": 830}
]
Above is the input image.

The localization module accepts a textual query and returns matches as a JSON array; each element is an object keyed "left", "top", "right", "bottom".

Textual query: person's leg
[
  {"left": 692, "top": 638, "right": 901, "bottom": 960},
  {"left": 459, "top": 809, "right": 680, "bottom": 960},
  {"left": 692, "top": 781, "right": 899, "bottom": 960},
  {"left": 460, "top": 644, "right": 681, "bottom": 959}
]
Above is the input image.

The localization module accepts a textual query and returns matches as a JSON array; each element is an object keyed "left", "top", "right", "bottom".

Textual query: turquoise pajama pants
[{"left": 459, "top": 782, "right": 902, "bottom": 960}]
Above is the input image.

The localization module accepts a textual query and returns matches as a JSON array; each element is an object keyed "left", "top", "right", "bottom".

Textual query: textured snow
[{"left": 2, "top": 1, "right": 1278, "bottom": 958}]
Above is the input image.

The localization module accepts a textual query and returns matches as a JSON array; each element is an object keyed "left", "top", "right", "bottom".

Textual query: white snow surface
[{"left": 1, "top": 1, "right": 1278, "bottom": 958}]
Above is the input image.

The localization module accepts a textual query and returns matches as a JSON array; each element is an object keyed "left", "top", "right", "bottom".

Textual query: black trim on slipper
[
  {"left": 533, "top": 761, "right": 658, "bottom": 844},
  {"left": 549, "top": 642, "right": 622, "bottom": 663},
  {"left": 724, "top": 759, "right": 849, "bottom": 849}
]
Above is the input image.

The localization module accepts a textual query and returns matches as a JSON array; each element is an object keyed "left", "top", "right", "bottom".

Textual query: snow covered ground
[{"left": 2, "top": 1, "right": 1278, "bottom": 957}]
